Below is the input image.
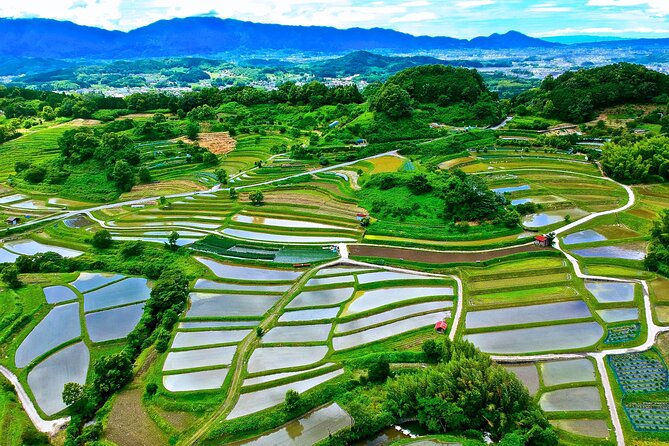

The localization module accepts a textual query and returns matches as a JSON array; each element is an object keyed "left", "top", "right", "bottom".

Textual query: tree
[
  {"left": 368, "top": 357, "right": 390, "bottom": 383},
  {"left": 62, "top": 382, "right": 87, "bottom": 413},
  {"left": 284, "top": 389, "right": 301, "bottom": 413},
  {"left": 249, "top": 190, "right": 264, "bottom": 206},
  {"left": 167, "top": 231, "right": 179, "bottom": 251},
  {"left": 120, "top": 240, "right": 143, "bottom": 258},
  {"left": 545, "top": 232, "right": 556, "bottom": 247},
  {"left": 91, "top": 352, "right": 133, "bottom": 399},
  {"left": 138, "top": 166, "right": 152, "bottom": 184},
  {"left": 229, "top": 188, "right": 238, "bottom": 200},
  {"left": 111, "top": 160, "right": 135, "bottom": 192},
  {"left": 371, "top": 84, "right": 412, "bottom": 119},
  {"left": 145, "top": 383, "right": 158, "bottom": 397},
  {"left": 215, "top": 168, "right": 228, "bottom": 184},
  {"left": 1, "top": 265, "right": 21, "bottom": 288},
  {"left": 422, "top": 339, "right": 441, "bottom": 363},
  {"left": 186, "top": 121, "right": 200, "bottom": 140},
  {"left": 91, "top": 230, "right": 112, "bottom": 249},
  {"left": 256, "top": 326, "right": 264, "bottom": 337}
]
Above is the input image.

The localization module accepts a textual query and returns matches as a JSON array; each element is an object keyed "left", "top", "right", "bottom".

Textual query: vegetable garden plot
[
  {"left": 539, "top": 386, "right": 602, "bottom": 412},
  {"left": 193, "top": 279, "right": 290, "bottom": 293},
  {"left": 278, "top": 307, "right": 340, "bottom": 322},
  {"left": 163, "top": 346, "right": 238, "bottom": 372},
  {"left": 196, "top": 257, "right": 303, "bottom": 281},
  {"left": 171, "top": 329, "right": 252, "bottom": 349},
  {"left": 609, "top": 352, "right": 669, "bottom": 394},
  {"left": 246, "top": 346, "right": 329, "bottom": 374},
  {"left": 261, "top": 324, "right": 331, "bottom": 344},
  {"left": 464, "top": 322, "right": 604, "bottom": 354},
  {"left": 27, "top": 342, "right": 89, "bottom": 416},
  {"left": 465, "top": 300, "right": 592, "bottom": 329},
  {"left": 187, "top": 293, "right": 281, "bottom": 317},
  {"left": 243, "top": 363, "right": 335, "bottom": 387},
  {"left": 43, "top": 285, "right": 77, "bottom": 304},
  {"left": 85, "top": 303, "right": 145, "bottom": 343},
  {"left": 345, "top": 286, "right": 454, "bottom": 315},
  {"left": 540, "top": 359, "right": 596, "bottom": 387},
  {"left": 227, "top": 369, "right": 343, "bottom": 419},
  {"left": 335, "top": 301, "right": 452, "bottom": 333},
  {"left": 585, "top": 281, "right": 635, "bottom": 303},
  {"left": 333, "top": 311, "right": 450, "bottom": 351},
  {"left": 15, "top": 302, "right": 81, "bottom": 368},
  {"left": 624, "top": 402, "right": 669, "bottom": 432},
  {"left": 551, "top": 419, "right": 609, "bottom": 439},
  {"left": 83, "top": 277, "right": 151, "bottom": 312},
  {"left": 70, "top": 272, "right": 125, "bottom": 292},
  {"left": 287, "top": 287, "right": 355, "bottom": 308},
  {"left": 604, "top": 323, "right": 641, "bottom": 344},
  {"left": 163, "top": 369, "right": 229, "bottom": 392}
]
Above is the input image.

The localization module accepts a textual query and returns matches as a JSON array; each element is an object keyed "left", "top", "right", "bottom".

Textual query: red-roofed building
[
  {"left": 434, "top": 321, "right": 448, "bottom": 334},
  {"left": 534, "top": 235, "right": 550, "bottom": 247}
]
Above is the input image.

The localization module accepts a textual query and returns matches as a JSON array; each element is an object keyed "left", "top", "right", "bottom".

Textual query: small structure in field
[
  {"left": 534, "top": 235, "right": 550, "bottom": 247},
  {"left": 328, "top": 121, "right": 340, "bottom": 128},
  {"left": 356, "top": 213, "right": 368, "bottom": 221},
  {"left": 6, "top": 217, "right": 21, "bottom": 226},
  {"left": 434, "top": 321, "right": 448, "bottom": 334}
]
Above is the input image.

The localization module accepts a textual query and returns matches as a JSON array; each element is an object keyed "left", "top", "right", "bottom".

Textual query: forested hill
[
  {"left": 513, "top": 63, "right": 669, "bottom": 122},
  {"left": 0, "top": 17, "right": 557, "bottom": 59}
]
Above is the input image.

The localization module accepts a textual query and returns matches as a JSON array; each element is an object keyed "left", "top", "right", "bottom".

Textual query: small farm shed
[
  {"left": 434, "top": 321, "right": 448, "bottom": 334},
  {"left": 6, "top": 217, "right": 20, "bottom": 226},
  {"left": 534, "top": 235, "right": 551, "bottom": 247}
]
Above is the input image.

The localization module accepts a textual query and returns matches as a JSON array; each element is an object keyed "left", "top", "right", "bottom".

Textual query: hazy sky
[{"left": 2, "top": 0, "right": 669, "bottom": 39}]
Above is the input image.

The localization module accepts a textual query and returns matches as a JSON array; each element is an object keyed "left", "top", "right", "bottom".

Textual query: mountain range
[{"left": 0, "top": 17, "right": 558, "bottom": 59}]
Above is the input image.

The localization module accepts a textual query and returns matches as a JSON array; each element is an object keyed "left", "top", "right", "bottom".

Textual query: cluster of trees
[
  {"left": 646, "top": 210, "right": 669, "bottom": 276},
  {"left": 514, "top": 63, "right": 669, "bottom": 122},
  {"left": 601, "top": 135, "right": 669, "bottom": 183},
  {"left": 63, "top": 269, "right": 189, "bottom": 445},
  {"left": 362, "top": 170, "right": 518, "bottom": 225}
]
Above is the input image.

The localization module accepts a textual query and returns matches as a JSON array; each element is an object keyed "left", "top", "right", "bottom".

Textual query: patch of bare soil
[
  {"left": 105, "top": 387, "right": 167, "bottom": 446},
  {"left": 177, "top": 132, "right": 237, "bottom": 155},
  {"left": 55, "top": 118, "right": 101, "bottom": 127}
]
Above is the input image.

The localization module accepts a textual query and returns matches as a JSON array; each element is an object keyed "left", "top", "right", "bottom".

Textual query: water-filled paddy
[
  {"left": 85, "top": 303, "right": 144, "bottom": 342},
  {"left": 163, "top": 368, "right": 228, "bottom": 392},
  {"left": 227, "top": 403, "right": 352, "bottom": 446},
  {"left": 196, "top": 257, "right": 302, "bottom": 281},
  {"left": 523, "top": 209, "right": 586, "bottom": 228},
  {"left": 193, "top": 279, "right": 290, "bottom": 293},
  {"left": 4, "top": 239, "right": 83, "bottom": 257},
  {"left": 43, "top": 285, "right": 77, "bottom": 304},
  {"left": 27, "top": 342, "right": 89, "bottom": 415},
  {"left": 492, "top": 185, "right": 530, "bottom": 194},
  {"left": 573, "top": 244, "right": 646, "bottom": 261},
  {"left": 585, "top": 281, "right": 635, "bottom": 303},
  {"left": 356, "top": 271, "right": 437, "bottom": 285},
  {"left": 222, "top": 228, "right": 356, "bottom": 244},
  {"left": 539, "top": 386, "right": 602, "bottom": 412},
  {"left": 540, "top": 359, "right": 596, "bottom": 387},
  {"left": 315, "top": 267, "right": 375, "bottom": 276},
  {"left": 465, "top": 301, "right": 592, "bottom": 329},
  {"left": 0, "top": 248, "right": 19, "bottom": 263},
  {"left": 70, "top": 272, "right": 125, "bottom": 292},
  {"left": 336, "top": 301, "right": 452, "bottom": 333},
  {"left": 233, "top": 214, "right": 346, "bottom": 230},
  {"left": 287, "top": 287, "right": 354, "bottom": 308},
  {"left": 333, "top": 311, "right": 449, "bottom": 351},
  {"left": 596, "top": 308, "right": 639, "bottom": 322},
  {"left": 179, "top": 320, "right": 259, "bottom": 329},
  {"left": 163, "top": 346, "right": 238, "bottom": 371},
  {"left": 346, "top": 286, "right": 453, "bottom": 315},
  {"left": 503, "top": 364, "right": 539, "bottom": 395},
  {"left": 279, "top": 308, "right": 340, "bottom": 322},
  {"left": 247, "top": 346, "right": 329, "bottom": 373},
  {"left": 0, "top": 193, "right": 27, "bottom": 203},
  {"left": 83, "top": 278, "right": 151, "bottom": 312},
  {"left": 305, "top": 275, "right": 354, "bottom": 287},
  {"left": 188, "top": 293, "right": 281, "bottom": 317},
  {"left": 15, "top": 303, "right": 81, "bottom": 368},
  {"left": 563, "top": 230, "right": 607, "bottom": 245},
  {"left": 172, "top": 329, "right": 251, "bottom": 348},
  {"left": 464, "top": 322, "right": 603, "bottom": 354},
  {"left": 262, "top": 324, "right": 331, "bottom": 344},
  {"left": 511, "top": 198, "right": 532, "bottom": 205},
  {"left": 551, "top": 419, "right": 609, "bottom": 439},
  {"left": 227, "top": 369, "right": 343, "bottom": 419},
  {"left": 244, "top": 363, "right": 334, "bottom": 387}
]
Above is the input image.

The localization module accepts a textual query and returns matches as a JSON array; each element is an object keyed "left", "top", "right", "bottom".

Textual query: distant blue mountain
[
  {"left": 0, "top": 17, "right": 559, "bottom": 59},
  {"left": 544, "top": 35, "right": 627, "bottom": 44}
]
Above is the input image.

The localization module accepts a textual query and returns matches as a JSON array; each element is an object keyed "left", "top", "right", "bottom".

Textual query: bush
[
  {"left": 367, "top": 357, "right": 390, "bottom": 383},
  {"left": 145, "top": 383, "right": 158, "bottom": 397},
  {"left": 91, "top": 230, "right": 113, "bottom": 249}
]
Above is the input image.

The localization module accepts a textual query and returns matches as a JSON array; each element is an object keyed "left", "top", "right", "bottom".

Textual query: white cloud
[
  {"left": 390, "top": 12, "right": 438, "bottom": 22},
  {"left": 455, "top": 0, "right": 495, "bottom": 9},
  {"left": 528, "top": 2, "right": 572, "bottom": 13},
  {"left": 534, "top": 26, "right": 669, "bottom": 37},
  {"left": 586, "top": 0, "right": 669, "bottom": 17}
]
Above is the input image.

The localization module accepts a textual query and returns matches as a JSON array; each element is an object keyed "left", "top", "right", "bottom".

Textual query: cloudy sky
[{"left": 1, "top": 0, "right": 669, "bottom": 38}]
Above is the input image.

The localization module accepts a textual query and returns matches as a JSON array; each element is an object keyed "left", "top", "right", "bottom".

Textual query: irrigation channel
[{"left": 1, "top": 154, "right": 662, "bottom": 446}]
